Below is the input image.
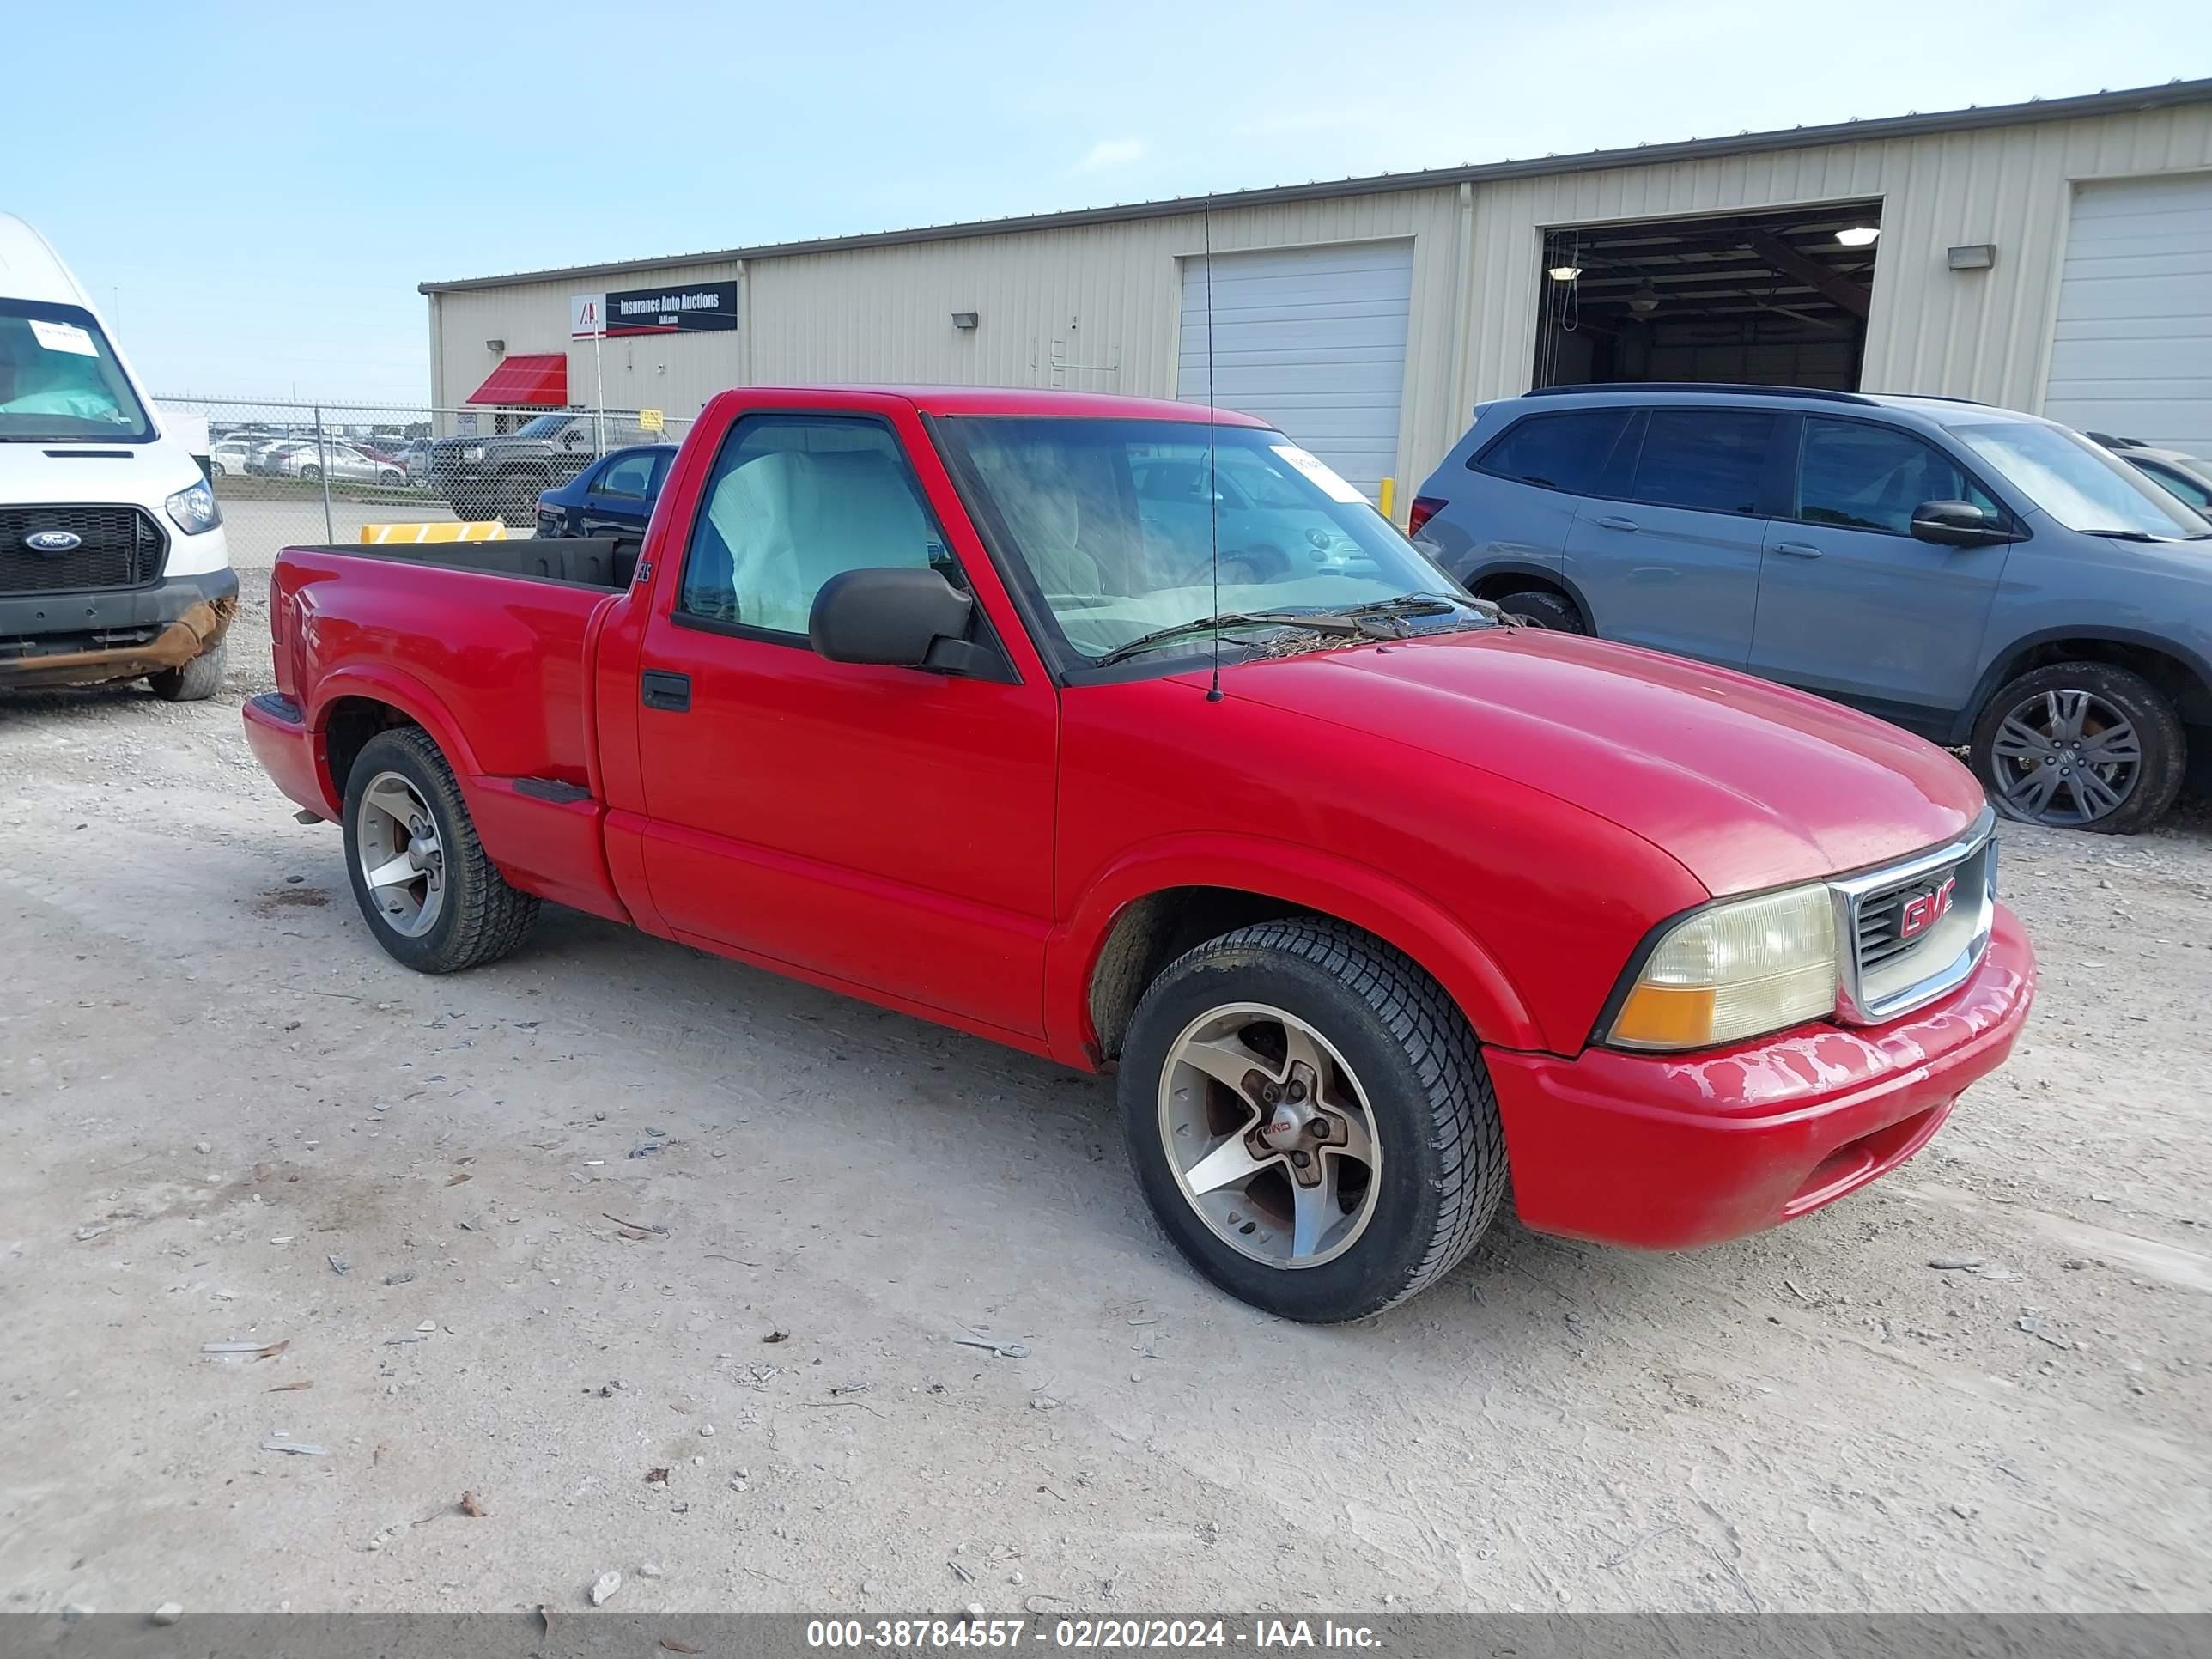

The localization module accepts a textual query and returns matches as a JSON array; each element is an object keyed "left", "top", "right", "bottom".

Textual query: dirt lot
[{"left": 3, "top": 557, "right": 2209, "bottom": 1617}]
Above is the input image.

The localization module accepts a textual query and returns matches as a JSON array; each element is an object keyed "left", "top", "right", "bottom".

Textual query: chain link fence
[{"left": 160, "top": 397, "right": 693, "bottom": 570}]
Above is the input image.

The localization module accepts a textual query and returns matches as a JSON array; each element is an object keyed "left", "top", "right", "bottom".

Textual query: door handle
[
  {"left": 1771, "top": 540, "right": 1825, "bottom": 558},
  {"left": 641, "top": 670, "right": 691, "bottom": 713},
  {"left": 1594, "top": 515, "right": 1639, "bottom": 533}
]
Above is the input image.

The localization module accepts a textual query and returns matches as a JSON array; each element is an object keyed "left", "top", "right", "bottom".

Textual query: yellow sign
[
  {"left": 639, "top": 408, "right": 665, "bottom": 433},
  {"left": 361, "top": 520, "right": 507, "bottom": 544}
]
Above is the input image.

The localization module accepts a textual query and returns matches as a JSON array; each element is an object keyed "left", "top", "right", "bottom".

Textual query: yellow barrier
[
  {"left": 1377, "top": 476, "right": 1396, "bottom": 527},
  {"left": 360, "top": 520, "right": 507, "bottom": 545}
]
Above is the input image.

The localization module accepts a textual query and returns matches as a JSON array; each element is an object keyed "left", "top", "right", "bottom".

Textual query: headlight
[
  {"left": 164, "top": 478, "right": 222, "bottom": 535},
  {"left": 463, "top": 445, "right": 484, "bottom": 462},
  {"left": 1607, "top": 884, "right": 1837, "bottom": 1051}
]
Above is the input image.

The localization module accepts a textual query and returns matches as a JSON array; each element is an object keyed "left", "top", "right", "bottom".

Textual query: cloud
[{"left": 1074, "top": 137, "right": 1146, "bottom": 173}]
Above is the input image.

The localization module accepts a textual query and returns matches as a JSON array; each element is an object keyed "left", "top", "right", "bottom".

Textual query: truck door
[{"left": 628, "top": 404, "right": 1058, "bottom": 1039}]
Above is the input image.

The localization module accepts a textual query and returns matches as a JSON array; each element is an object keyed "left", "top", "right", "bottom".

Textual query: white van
[{"left": 1, "top": 212, "right": 234, "bottom": 698}]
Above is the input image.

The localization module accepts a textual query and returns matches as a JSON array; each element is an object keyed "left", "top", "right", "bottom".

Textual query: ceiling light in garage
[
  {"left": 1836, "top": 225, "right": 1881, "bottom": 246},
  {"left": 1628, "top": 283, "right": 1661, "bottom": 317},
  {"left": 1547, "top": 264, "right": 1583, "bottom": 282}
]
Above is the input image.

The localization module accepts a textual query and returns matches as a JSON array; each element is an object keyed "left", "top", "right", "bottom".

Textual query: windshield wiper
[
  {"left": 1094, "top": 611, "right": 1365, "bottom": 668},
  {"left": 1334, "top": 592, "right": 1468, "bottom": 619},
  {"left": 2081, "top": 529, "right": 2167, "bottom": 542}
]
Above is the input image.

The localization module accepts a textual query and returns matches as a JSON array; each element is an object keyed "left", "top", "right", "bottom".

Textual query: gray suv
[{"left": 1410, "top": 385, "right": 2212, "bottom": 834}]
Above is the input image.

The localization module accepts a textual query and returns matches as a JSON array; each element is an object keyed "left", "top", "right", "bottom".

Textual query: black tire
[
  {"left": 1970, "top": 660, "right": 2185, "bottom": 835},
  {"left": 1495, "top": 589, "right": 1585, "bottom": 633},
  {"left": 146, "top": 642, "right": 226, "bottom": 702},
  {"left": 1118, "top": 917, "right": 1505, "bottom": 1322},
  {"left": 450, "top": 489, "right": 489, "bottom": 522},
  {"left": 496, "top": 471, "right": 543, "bottom": 526},
  {"left": 342, "top": 726, "right": 539, "bottom": 972}
]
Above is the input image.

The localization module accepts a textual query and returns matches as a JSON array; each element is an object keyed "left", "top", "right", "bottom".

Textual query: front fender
[{"left": 1045, "top": 832, "right": 1544, "bottom": 1065}]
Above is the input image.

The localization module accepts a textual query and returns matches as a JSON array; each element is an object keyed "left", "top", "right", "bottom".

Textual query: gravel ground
[{"left": 2, "top": 556, "right": 2209, "bottom": 1617}]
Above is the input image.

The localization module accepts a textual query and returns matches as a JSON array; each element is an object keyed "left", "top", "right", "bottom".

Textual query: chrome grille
[
  {"left": 1831, "top": 809, "right": 1997, "bottom": 1024},
  {"left": 0, "top": 506, "right": 167, "bottom": 594}
]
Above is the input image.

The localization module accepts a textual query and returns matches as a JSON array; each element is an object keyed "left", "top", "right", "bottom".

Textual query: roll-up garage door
[
  {"left": 2043, "top": 173, "right": 2212, "bottom": 453},
  {"left": 1178, "top": 240, "right": 1414, "bottom": 500}
]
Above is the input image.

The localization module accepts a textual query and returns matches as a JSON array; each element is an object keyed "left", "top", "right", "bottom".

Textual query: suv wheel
[
  {"left": 1118, "top": 918, "right": 1505, "bottom": 1322},
  {"left": 1970, "top": 660, "right": 2185, "bottom": 834},
  {"left": 1495, "top": 589, "right": 1585, "bottom": 633}
]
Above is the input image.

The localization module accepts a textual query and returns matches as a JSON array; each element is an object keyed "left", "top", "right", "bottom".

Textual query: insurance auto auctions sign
[{"left": 604, "top": 281, "right": 738, "bottom": 337}]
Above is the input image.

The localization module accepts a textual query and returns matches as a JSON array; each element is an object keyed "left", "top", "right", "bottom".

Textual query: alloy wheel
[
  {"left": 355, "top": 770, "right": 447, "bottom": 937},
  {"left": 1988, "top": 687, "right": 2142, "bottom": 827},
  {"left": 1157, "top": 1002, "right": 1382, "bottom": 1269}
]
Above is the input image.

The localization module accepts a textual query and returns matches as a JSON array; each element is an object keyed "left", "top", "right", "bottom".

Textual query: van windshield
[{"left": 0, "top": 300, "right": 154, "bottom": 442}]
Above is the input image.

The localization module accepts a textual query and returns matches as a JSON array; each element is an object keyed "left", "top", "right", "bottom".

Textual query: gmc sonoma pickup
[{"left": 244, "top": 386, "right": 2037, "bottom": 1322}]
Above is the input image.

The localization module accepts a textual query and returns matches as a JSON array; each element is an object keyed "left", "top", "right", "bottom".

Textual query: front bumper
[
  {"left": 0, "top": 568, "right": 240, "bottom": 689},
  {"left": 1488, "top": 904, "right": 2036, "bottom": 1250}
]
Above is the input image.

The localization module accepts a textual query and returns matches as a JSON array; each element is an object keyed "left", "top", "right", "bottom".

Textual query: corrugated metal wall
[{"left": 430, "top": 100, "right": 2212, "bottom": 492}]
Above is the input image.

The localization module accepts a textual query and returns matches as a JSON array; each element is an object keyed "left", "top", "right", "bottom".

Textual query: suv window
[
  {"left": 1473, "top": 410, "right": 1632, "bottom": 495},
  {"left": 1796, "top": 418, "right": 1993, "bottom": 534},
  {"left": 1627, "top": 410, "right": 1777, "bottom": 514},
  {"left": 676, "top": 416, "right": 953, "bottom": 637},
  {"left": 596, "top": 450, "right": 657, "bottom": 500}
]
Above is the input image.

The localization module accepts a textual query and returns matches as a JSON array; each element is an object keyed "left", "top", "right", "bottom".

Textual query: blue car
[
  {"left": 1410, "top": 384, "right": 2212, "bottom": 834},
  {"left": 535, "top": 443, "right": 678, "bottom": 544}
]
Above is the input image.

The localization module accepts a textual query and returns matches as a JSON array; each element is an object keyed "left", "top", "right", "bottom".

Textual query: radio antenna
[{"left": 1203, "top": 193, "right": 1224, "bottom": 703}]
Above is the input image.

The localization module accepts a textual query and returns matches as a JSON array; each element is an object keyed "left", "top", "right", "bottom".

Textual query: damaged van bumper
[{"left": 0, "top": 570, "right": 240, "bottom": 690}]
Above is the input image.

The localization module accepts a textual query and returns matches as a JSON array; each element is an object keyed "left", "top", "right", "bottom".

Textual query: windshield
[
  {"left": 935, "top": 416, "right": 1477, "bottom": 662},
  {"left": 512, "top": 412, "right": 573, "bottom": 439},
  {"left": 1951, "top": 421, "right": 2211, "bottom": 538},
  {"left": 0, "top": 300, "right": 154, "bottom": 443}
]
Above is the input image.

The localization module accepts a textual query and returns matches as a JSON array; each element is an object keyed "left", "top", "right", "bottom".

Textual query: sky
[{"left": 9, "top": 0, "right": 2209, "bottom": 408}]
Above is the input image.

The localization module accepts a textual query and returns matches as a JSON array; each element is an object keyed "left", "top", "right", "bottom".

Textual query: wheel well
[
  {"left": 322, "top": 697, "right": 422, "bottom": 801},
  {"left": 1085, "top": 887, "right": 1325, "bottom": 1062},
  {"left": 1990, "top": 639, "right": 2212, "bottom": 726},
  {"left": 1466, "top": 571, "right": 1580, "bottom": 619}
]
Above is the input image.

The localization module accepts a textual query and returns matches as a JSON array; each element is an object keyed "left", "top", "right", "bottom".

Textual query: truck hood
[{"left": 1216, "top": 628, "right": 1985, "bottom": 895}]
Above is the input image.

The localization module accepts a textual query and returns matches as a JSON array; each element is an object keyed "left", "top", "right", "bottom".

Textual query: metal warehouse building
[{"left": 422, "top": 78, "right": 2212, "bottom": 508}]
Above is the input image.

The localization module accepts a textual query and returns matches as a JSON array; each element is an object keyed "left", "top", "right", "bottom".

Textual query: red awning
[{"left": 465, "top": 353, "right": 568, "bottom": 407}]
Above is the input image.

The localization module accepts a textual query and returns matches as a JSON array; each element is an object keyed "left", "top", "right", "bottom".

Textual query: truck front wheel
[
  {"left": 1118, "top": 918, "right": 1506, "bottom": 1322},
  {"left": 342, "top": 726, "right": 539, "bottom": 973}
]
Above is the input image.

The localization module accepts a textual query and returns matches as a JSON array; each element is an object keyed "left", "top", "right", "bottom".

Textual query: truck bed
[{"left": 285, "top": 535, "right": 637, "bottom": 590}]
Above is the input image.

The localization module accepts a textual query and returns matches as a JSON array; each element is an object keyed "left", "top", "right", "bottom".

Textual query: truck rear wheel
[
  {"left": 342, "top": 726, "right": 538, "bottom": 973},
  {"left": 496, "top": 471, "right": 543, "bottom": 527},
  {"left": 1118, "top": 917, "right": 1505, "bottom": 1322}
]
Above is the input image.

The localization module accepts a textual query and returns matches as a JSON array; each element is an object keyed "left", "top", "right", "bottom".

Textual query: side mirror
[
  {"left": 810, "top": 567, "right": 986, "bottom": 673},
  {"left": 1911, "top": 499, "right": 2014, "bottom": 547}
]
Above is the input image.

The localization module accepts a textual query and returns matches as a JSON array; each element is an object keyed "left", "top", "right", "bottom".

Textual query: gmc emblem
[{"left": 1898, "top": 875, "right": 1958, "bottom": 941}]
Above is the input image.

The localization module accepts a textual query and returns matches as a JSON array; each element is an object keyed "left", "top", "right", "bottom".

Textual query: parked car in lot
[
  {"left": 245, "top": 385, "right": 2034, "bottom": 1322},
  {"left": 430, "top": 412, "right": 648, "bottom": 525},
  {"left": 1412, "top": 385, "right": 2212, "bottom": 834},
  {"left": 535, "top": 442, "right": 677, "bottom": 544},
  {"left": 209, "top": 435, "right": 259, "bottom": 477},
  {"left": 268, "top": 440, "right": 404, "bottom": 487},
  {"left": 2091, "top": 432, "right": 2212, "bottom": 512},
  {"left": 0, "top": 212, "right": 234, "bottom": 700}
]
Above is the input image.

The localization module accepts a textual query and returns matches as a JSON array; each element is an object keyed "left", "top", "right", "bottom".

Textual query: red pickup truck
[{"left": 245, "top": 385, "right": 2035, "bottom": 1322}]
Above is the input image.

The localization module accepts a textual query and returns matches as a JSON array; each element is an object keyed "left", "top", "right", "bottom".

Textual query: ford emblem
[{"left": 24, "top": 530, "right": 83, "bottom": 556}]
